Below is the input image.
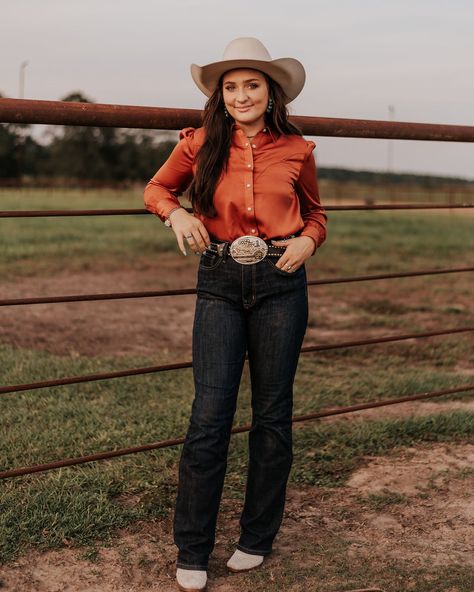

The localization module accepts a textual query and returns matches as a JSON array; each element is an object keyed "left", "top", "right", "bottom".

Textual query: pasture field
[{"left": 0, "top": 188, "right": 473, "bottom": 591}]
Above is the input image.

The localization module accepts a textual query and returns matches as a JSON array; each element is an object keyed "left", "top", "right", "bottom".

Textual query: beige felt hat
[{"left": 190, "top": 37, "right": 306, "bottom": 104}]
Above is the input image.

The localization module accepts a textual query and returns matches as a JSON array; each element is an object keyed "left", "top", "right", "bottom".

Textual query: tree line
[{"left": 0, "top": 92, "right": 176, "bottom": 185}]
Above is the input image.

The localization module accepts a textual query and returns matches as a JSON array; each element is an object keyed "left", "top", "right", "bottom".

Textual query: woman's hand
[
  {"left": 168, "top": 208, "right": 211, "bottom": 256},
  {"left": 270, "top": 236, "right": 316, "bottom": 271}
]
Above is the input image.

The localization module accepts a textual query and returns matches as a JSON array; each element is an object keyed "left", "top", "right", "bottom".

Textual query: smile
[{"left": 236, "top": 106, "right": 252, "bottom": 112}]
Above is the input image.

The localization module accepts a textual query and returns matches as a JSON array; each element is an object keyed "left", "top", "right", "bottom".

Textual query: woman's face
[{"left": 222, "top": 68, "right": 269, "bottom": 127}]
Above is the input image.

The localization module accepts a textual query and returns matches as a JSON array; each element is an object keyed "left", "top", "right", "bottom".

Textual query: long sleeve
[
  {"left": 295, "top": 141, "right": 327, "bottom": 255},
  {"left": 143, "top": 127, "right": 196, "bottom": 222}
]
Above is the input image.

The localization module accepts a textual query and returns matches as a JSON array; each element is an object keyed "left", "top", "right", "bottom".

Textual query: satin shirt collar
[{"left": 231, "top": 121, "right": 279, "bottom": 145}]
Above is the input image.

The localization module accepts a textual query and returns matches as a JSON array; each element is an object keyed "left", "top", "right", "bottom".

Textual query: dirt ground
[
  {"left": 1, "top": 262, "right": 473, "bottom": 591},
  {"left": 0, "top": 441, "right": 472, "bottom": 592},
  {"left": 0, "top": 258, "right": 472, "bottom": 361}
]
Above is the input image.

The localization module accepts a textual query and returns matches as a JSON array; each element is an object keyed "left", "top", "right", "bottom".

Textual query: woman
[{"left": 144, "top": 37, "right": 327, "bottom": 592}]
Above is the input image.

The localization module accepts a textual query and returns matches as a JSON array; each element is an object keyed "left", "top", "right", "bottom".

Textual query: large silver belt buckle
[{"left": 229, "top": 235, "right": 268, "bottom": 265}]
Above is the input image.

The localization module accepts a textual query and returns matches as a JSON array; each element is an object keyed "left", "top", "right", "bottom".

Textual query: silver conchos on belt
[{"left": 229, "top": 235, "right": 268, "bottom": 265}]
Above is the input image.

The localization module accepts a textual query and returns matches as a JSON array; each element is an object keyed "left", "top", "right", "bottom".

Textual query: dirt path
[
  {"left": 0, "top": 443, "right": 472, "bottom": 591},
  {"left": 1, "top": 262, "right": 472, "bottom": 361},
  {"left": 1, "top": 263, "right": 473, "bottom": 590}
]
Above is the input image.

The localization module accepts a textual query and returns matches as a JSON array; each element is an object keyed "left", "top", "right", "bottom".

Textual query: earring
[
  {"left": 266, "top": 97, "right": 274, "bottom": 113},
  {"left": 223, "top": 106, "right": 229, "bottom": 118}
]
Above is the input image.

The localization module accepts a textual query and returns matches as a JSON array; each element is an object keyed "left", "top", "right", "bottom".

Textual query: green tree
[
  {"left": 0, "top": 124, "right": 18, "bottom": 178},
  {"left": 42, "top": 91, "right": 116, "bottom": 181}
]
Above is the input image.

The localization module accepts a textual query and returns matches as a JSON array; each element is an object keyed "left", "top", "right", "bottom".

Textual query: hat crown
[
  {"left": 190, "top": 36, "right": 306, "bottom": 104},
  {"left": 221, "top": 37, "right": 272, "bottom": 62}
]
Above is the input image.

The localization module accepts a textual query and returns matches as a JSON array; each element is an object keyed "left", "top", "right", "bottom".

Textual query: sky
[{"left": 1, "top": 0, "right": 473, "bottom": 179}]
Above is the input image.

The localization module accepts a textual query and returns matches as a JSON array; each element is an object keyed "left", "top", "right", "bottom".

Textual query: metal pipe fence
[
  {"left": 2, "top": 98, "right": 474, "bottom": 141},
  {"left": 1, "top": 383, "right": 472, "bottom": 480},
  {"left": 1, "top": 203, "right": 474, "bottom": 219},
  {"left": 1, "top": 265, "right": 473, "bottom": 307},
  {"left": 1, "top": 98, "right": 473, "bottom": 479},
  {"left": 1, "top": 326, "right": 473, "bottom": 397}
]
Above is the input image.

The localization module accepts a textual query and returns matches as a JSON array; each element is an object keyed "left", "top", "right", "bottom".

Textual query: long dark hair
[{"left": 187, "top": 71, "right": 303, "bottom": 218}]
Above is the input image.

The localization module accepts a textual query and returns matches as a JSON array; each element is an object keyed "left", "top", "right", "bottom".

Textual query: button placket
[{"left": 245, "top": 142, "right": 256, "bottom": 235}]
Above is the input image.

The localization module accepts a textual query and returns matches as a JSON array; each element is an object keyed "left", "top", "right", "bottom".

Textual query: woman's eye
[{"left": 224, "top": 84, "right": 259, "bottom": 91}]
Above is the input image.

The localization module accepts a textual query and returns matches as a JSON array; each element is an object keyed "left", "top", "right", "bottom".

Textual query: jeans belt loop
[{"left": 216, "top": 242, "right": 228, "bottom": 259}]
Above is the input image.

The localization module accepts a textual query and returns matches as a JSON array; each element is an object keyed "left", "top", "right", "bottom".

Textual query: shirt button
[
  {"left": 245, "top": 143, "right": 249, "bottom": 146},
  {"left": 246, "top": 183, "right": 251, "bottom": 188},
  {"left": 252, "top": 144, "right": 256, "bottom": 148},
  {"left": 263, "top": 128, "right": 267, "bottom": 132},
  {"left": 247, "top": 164, "right": 252, "bottom": 168},
  {"left": 251, "top": 229, "right": 256, "bottom": 233},
  {"left": 247, "top": 206, "right": 252, "bottom": 211}
]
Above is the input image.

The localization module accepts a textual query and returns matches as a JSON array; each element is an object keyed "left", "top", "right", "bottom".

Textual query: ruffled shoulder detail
[
  {"left": 178, "top": 126, "right": 205, "bottom": 154},
  {"left": 305, "top": 139, "right": 316, "bottom": 154},
  {"left": 179, "top": 127, "right": 196, "bottom": 141},
  {"left": 285, "top": 134, "right": 316, "bottom": 158}
]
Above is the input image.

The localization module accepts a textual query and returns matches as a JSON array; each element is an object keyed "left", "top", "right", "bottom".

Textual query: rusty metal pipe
[
  {"left": 1, "top": 203, "right": 474, "bottom": 218},
  {"left": 2, "top": 98, "right": 474, "bottom": 141},
  {"left": 0, "top": 266, "right": 473, "bottom": 307},
  {"left": 1, "top": 383, "right": 472, "bottom": 480},
  {"left": 1, "top": 326, "right": 473, "bottom": 396}
]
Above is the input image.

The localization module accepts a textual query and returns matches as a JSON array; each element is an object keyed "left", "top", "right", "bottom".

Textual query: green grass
[
  {"left": 1, "top": 188, "right": 473, "bottom": 279},
  {"left": 1, "top": 339, "right": 473, "bottom": 562},
  {"left": 0, "top": 189, "right": 178, "bottom": 278},
  {"left": 0, "top": 188, "right": 473, "bottom": 574},
  {"left": 358, "top": 490, "right": 408, "bottom": 510},
  {"left": 241, "top": 541, "right": 474, "bottom": 592}
]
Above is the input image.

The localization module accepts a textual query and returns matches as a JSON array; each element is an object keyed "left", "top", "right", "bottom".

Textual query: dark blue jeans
[{"left": 174, "top": 247, "right": 308, "bottom": 571}]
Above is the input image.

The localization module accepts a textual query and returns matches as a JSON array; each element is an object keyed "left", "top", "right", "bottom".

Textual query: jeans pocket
[
  {"left": 199, "top": 250, "right": 224, "bottom": 271},
  {"left": 265, "top": 257, "right": 304, "bottom": 277}
]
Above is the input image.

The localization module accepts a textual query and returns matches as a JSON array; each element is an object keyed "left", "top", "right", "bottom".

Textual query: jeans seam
[
  {"left": 265, "top": 258, "right": 302, "bottom": 276},
  {"left": 176, "top": 562, "right": 208, "bottom": 571},
  {"left": 199, "top": 255, "right": 223, "bottom": 271},
  {"left": 236, "top": 543, "right": 272, "bottom": 556},
  {"left": 251, "top": 263, "right": 256, "bottom": 306}
]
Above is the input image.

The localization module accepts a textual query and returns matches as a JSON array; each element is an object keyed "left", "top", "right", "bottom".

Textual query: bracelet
[{"left": 164, "top": 206, "right": 184, "bottom": 227}]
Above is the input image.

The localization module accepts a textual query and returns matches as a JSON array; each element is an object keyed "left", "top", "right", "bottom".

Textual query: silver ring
[
  {"left": 286, "top": 264, "right": 292, "bottom": 269},
  {"left": 185, "top": 234, "right": 193, "bottom": 239}
]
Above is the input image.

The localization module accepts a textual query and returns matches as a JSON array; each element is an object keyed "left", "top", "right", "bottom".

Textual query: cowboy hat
[{"left": 190, "top": 37, "right": 306, "bottom": 104}]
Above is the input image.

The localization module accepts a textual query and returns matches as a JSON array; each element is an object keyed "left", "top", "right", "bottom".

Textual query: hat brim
[{"left": 190, "top": 58, "right": 305, "bottom": 104}]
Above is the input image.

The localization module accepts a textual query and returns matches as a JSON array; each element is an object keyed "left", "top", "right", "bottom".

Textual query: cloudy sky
[{"left": 1, "top": 0, "right": 473, "bottom": 179}]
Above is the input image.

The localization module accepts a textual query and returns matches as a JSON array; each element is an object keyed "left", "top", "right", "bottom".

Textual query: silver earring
[
  {"left": 266, "top": 97, "right": 274, "bottom": 113},
  {"left": 223, "top": 106, "right": 229, "bottom": 118}
]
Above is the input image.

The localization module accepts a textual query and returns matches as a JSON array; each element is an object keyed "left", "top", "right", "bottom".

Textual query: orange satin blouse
[{"left": 143, "top": 122, "right": 327, "bottom": 255}]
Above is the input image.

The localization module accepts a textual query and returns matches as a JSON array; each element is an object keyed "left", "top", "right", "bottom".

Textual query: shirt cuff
[{"left": 145, "top": 198, "right": 183, "bottom": 223}]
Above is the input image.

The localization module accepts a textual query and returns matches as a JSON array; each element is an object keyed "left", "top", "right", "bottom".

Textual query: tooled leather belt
[{"left": 206, "top": 234, "right": 295, "bottom": 265}]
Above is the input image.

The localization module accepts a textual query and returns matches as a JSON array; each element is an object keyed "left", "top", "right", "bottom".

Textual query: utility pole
[
  {"left": 387, "top": 104, "right": 395, "bottom": 172},
  {"left": 387, "top": 105, "right": 395, "bottom": 204},
  {"left": 19, "top": 60, "right": 28, "bottom": 98}
]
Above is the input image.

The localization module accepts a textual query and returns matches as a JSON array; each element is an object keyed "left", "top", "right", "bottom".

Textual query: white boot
[
  {"left": 226, "top": 548, "right": 264, "bottom": 572},
  {"left": 176, "top": 567, "right": 207, "bottom": 592}
]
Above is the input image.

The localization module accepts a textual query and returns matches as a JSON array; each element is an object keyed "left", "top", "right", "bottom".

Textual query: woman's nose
[{"left": 235, "top": 88, "right": 249, "bottom": 103}]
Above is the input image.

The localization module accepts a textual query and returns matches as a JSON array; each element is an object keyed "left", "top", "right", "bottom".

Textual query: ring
[
  {"left": 286, "top": 264, "right": 292, "bottom": 270},
  {"left": 185, "top": 234, "right": 193, "bottom": 239}
]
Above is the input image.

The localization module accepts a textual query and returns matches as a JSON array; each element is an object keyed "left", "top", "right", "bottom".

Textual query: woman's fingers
[
  {"left": 196, "top": 225, "right": 211, "bottom": 251},
  {"left": 176, "top": 232, "right": 187, "bottom": 256},
  {"left": 170, "top": 212, "right": 210, "bottom": 256},
  {"left": 180, "top": 223, "right": 210, "bottom": 255},
  {"left": 276, "top": 258, "right": 300, "bottom": 272},
  {"left": 275, "top": 252, "right": 302, "bottom": 271},
  {"left": 184, "top": 231, "right": 203, "bottom": 254}
]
